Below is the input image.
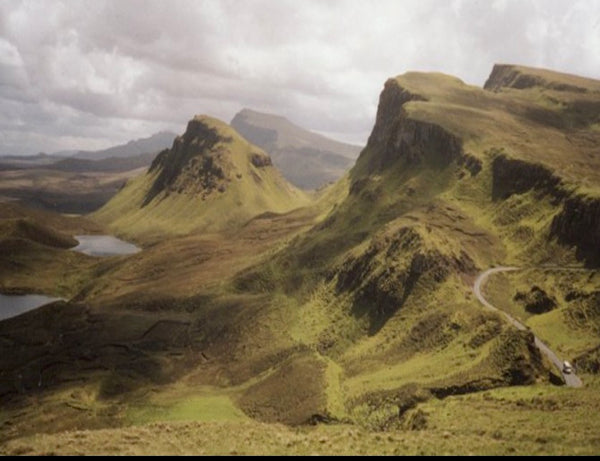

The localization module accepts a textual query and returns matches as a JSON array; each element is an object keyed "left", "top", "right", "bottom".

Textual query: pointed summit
[{"left": 94, "top": 115, "right": 308, "bottom": 240}]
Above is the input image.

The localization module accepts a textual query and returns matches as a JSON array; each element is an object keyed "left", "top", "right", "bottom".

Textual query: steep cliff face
[
  {"left": 365, "top": 79, "right": 427, "bottom": 148},
  {"left": 356, "top": 79, "right": 462, "bottom": 176},
  {"left": 551, "top": 196, "right": 600, "bottom": 267},
  {"left": 491, "top": 155, "right": 564, "bottom": 201},
  {"left": 484, "top": 64, "right": 593, "bottom": 93}
]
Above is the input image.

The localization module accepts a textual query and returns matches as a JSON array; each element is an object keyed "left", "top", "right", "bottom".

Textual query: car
[{"left": 562, "top": 361, "right": 574, "bottom": 374}]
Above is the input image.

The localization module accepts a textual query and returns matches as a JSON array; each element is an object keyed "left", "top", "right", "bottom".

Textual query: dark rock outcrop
[
  {"left": 458, "top": 153, "right": 482, "bottom": 177},
  {"left": 551, "top": 196, "right": 600, "bottom": 268},
  {"left": 250, "top": 152, "right": 272, "bottom": 168},
  {"left": 491, "top": 155, "right": 564, "bottom": 201},
  {"left": 514, "top": 286, "right": 557, "bottom": 314},
  {"left": 360, "top": 80, "right": 462, "bottom": 174},
  {"left": 145, "top": 118, "right": 227, "bottom": 205}
]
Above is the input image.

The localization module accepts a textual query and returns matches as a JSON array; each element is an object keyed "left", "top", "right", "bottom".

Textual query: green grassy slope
[
  {"left": 1, "top": 65, "right": 600, "bottom": 455},
  {"left": 228, "top": 64, "right": 600, "bottom": 430}
]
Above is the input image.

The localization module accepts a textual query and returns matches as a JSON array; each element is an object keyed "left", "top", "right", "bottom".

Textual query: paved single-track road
[{"left": 473, "top": 267, "right": 583, "bottom": 388}]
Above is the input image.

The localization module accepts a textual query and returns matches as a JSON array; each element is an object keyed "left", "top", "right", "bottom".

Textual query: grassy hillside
[
  {"left": 1, "top": 65, "right": 599, "bottom": 455},
  {"left": 93, "top": 116, "right": 310, "bottom": 242},
  {"left": 226, "top": 64, "right": 600, "bottom": 434}
]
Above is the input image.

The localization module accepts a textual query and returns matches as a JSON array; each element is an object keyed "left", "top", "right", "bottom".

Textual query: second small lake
[
  {"left": 0, "top": 294, "right": 62, "bottom": 321},
  {"left": 73, "top": 235, "right": 140, "bottom": 257}
]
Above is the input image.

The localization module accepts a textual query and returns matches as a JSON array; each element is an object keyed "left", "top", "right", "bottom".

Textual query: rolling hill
[{"left": 231, "top": 108, "right": 361, "bottom": 189}]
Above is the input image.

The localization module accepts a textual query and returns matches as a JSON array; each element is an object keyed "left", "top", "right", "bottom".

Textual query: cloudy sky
[{"left": 1, "top": 0, "right": 599, "bottom": 155}]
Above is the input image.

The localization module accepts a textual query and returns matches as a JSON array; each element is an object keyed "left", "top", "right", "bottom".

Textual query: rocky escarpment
[
  {"left": 359, "top": 79, "right": 462, "bottom": 175},
  {"left": 551, "top": 196, "right": 600, "bottom": 267},
  {"left": 491, "top": 154, "right": 565, "bottom": 202},
  {"left": 484, "top": 64, "right": 590, "bottom": 93},
  {"left": 143, "top": 116, "right": 273, "bottom": 205},
  {"left": 490, "top": 153, "right": 600, "bottom": 267},
  {"left": 484, "top": 64, "right": 600, "bottom": 128}
]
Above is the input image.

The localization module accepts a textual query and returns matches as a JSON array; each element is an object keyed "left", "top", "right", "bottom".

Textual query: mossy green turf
[{"left": 4, "top": 380, "right": 600, "bottom": 455}]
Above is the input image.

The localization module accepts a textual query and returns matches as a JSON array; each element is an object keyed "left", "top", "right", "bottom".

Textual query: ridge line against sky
[{"left": 1, "top": 0, "right": 599, "bottom": 155}]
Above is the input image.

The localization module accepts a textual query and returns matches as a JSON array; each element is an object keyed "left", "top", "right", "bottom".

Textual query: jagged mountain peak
[{"left": 94, "top": 114, "right": 308, "bottom": 239}]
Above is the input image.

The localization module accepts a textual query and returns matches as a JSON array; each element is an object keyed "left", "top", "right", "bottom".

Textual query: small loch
[
  {"left": 0, "top": 294, "right": 62, "bottom": 321},
  {"left": 73, "top": 235, "right": 140, "bottom": 257}
]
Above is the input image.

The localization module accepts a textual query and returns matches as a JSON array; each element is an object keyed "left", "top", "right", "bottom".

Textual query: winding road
[{"left": 473, "top": 267, "right": 583, "bottom": 388}]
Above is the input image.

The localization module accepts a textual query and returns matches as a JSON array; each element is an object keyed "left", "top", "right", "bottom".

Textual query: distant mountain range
[
  {"left": 70, "top": 131, "right": 177, "bottom": 161},
  {"left": 2, "top": 114, "right": 361, "bottom": 191},
  {"left": 0, "top": 131, "right": 177, "bottom": 172},
  {"left": 231, "top": 109, "right": 362, "bottom": 189}
]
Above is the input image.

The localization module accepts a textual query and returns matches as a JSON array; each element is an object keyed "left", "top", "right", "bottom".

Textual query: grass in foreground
[{"left": 3, "top": 378, "right": 600, "bottom": 455}]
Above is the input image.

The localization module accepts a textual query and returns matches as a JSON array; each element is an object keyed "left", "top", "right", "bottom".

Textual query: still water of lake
[
  {"left": 0, "top": 294, "right": 62, "bottom": 321},
  {"left": 73, "top": 235, "right": 140, "bottom": 257},
  {"left": 0, "top": 235, "right": 140, "bottom": 321}
]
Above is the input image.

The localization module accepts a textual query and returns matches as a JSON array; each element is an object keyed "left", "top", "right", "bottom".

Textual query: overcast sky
[{"left": 1, "top": 0, "right": 599, "bottom": 155}]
